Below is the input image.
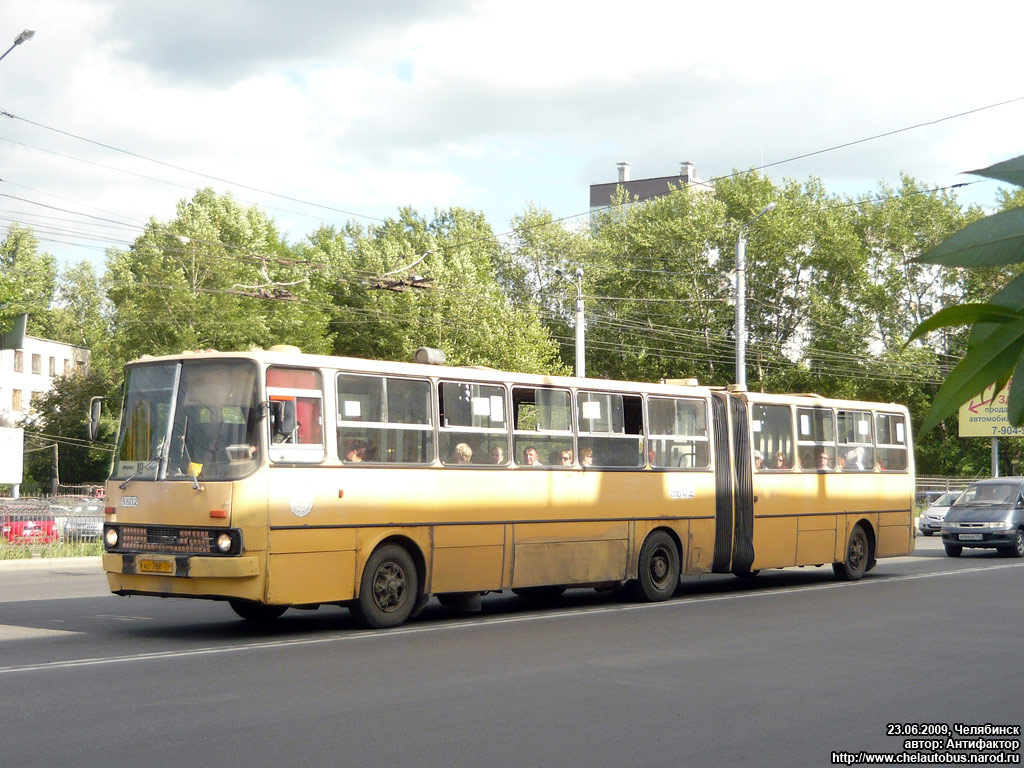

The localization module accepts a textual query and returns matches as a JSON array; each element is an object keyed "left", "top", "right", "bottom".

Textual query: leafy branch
[{"left": 910, "top": 154, "right": 1024, "bottom": 433}]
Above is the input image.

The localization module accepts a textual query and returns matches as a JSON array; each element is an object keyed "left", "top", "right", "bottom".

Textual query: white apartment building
[{"left": 0, "top": 335, "right": 91, "bottom": 426}]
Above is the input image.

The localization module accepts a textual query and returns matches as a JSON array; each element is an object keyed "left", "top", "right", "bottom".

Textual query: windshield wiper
[
  {"left": 119, "top": 440, "right": 165, "bottom": 490},
  {"left": 179, "top": 433, "right": 203, "bottom": 492},
  {"left": 118, "top": 459, "right": 159, "bottom": 490}
]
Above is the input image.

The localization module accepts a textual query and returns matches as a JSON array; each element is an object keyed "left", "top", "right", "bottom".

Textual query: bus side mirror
[
  {"left": 88, "top": 396, "right": 104, "bottom": 441},
  {"left": 270, "top": 400, "right": 296, "bottom": 438}
]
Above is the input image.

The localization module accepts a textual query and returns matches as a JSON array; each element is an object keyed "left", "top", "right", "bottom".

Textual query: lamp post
[
  {"left": 0, "top": 29, "right": 35, "bottom": 65},
  {"left": 555, "top": 267, "right": 585, "bottom": 378},
  {"left": 735, "top": 202, "right": 776, "bottom": 389}
]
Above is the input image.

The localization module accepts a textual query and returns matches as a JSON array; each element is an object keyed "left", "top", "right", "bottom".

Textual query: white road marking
[
  {"left": 0, "top": 624, "right": 82, "bottom": 641},
  {"left": 1, "top": 560, "right": 1021, "bottom": 676}
]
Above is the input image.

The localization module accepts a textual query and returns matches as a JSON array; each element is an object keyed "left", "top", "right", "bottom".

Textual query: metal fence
[
  {"left": 0, "top": 496, "right": 105, "bottom": 556},
  {"left": 917, "top": 476, "right": 975, "bottom": 494}
]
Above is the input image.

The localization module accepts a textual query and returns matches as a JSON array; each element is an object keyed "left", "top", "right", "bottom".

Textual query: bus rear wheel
[
  {"left": 351, "top": 544, "right": 419, "bottom": 629},
  {"left": 229, "top": 600, "right": 287, "bottom": 623},
  {"left": 629, "top": 530, "right": 680, "bottom": 602},
  {"left": 832, "top": 524, "right": 869, "bottom": 581}
]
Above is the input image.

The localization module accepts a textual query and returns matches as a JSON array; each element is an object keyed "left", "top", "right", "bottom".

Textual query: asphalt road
[{"left": 1, "top": 537, "right": 1022, "bottom": 768}]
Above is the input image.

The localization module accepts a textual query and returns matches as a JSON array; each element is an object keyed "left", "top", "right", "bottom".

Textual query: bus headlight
[
  {"left": 104, "top": 527, "right": 119, "bottom": 549},
  {"left": 216, "top": 533, "right": 234, "bottom": 553}
]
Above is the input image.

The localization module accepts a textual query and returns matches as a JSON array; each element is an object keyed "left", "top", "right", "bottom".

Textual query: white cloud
[{"left": 0, "top": 0, "right": 1022, "bottom": 272}]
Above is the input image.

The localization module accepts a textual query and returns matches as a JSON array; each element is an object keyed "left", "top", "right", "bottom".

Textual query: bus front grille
[{"left": 120, "top": 525, "right": 217, "bottom": 554}]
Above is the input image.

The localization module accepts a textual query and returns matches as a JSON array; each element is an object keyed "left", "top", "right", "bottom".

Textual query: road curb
[{"left": 0, "top": 556, "right": 102, "bottom": 572}]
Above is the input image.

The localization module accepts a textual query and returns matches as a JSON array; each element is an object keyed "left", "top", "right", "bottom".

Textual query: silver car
[
  {"left": 940, "top": 478, "right": 1024, "bottom": 557},
  {"left": 63, "top": 502, "right": 104, "bottom": 542},
  {"left": 917, "top": 491, "right": 959, "bottom": 536}
]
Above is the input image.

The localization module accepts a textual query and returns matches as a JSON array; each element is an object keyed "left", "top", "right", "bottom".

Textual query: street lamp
[
  {"left": 735, "top": 202, "right": 776, "bottom": 389},
  {"left": 555, "top": 267, "right": 585, "bottom": 378},
  {"left": 0, "top": 29, "right": 35, "bottom": 65}
]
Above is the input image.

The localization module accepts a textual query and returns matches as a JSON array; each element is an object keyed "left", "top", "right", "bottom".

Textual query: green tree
[
  {"left": 496, "top": 204, "right": 592, "bottom": 369},
  {"left": 308, "top": 206, "right": 564, "bottom": 373},
  {"left": 105, "top": 188, "right": 334, "bottom": 370},
  {"left": 24, "top": 369, "right": 117, "bottom": 486},
  {"left": 0, "top": 224, "right": 59, "bottom": 338},
  {"left": 585, "top": 184, "right": 730, "bottom": 384}
]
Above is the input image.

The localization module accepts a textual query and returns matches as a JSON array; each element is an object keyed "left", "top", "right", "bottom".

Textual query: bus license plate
[
  {"left": 958, "top": 533, "right": 983, "bottom": 541},
  {"left": 138, "top": 558, "right": 174, "bottom": 574}
]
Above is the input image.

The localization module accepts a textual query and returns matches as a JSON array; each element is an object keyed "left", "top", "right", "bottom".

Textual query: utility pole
[
  {"left": 555, "top": 268, "right": 585, "bottom": 378},
  {"left": 52, "top": 442, "right": 59, "bottom": 495}
]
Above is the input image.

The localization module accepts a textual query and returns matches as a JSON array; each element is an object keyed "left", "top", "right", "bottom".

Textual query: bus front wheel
[
  {"left": 832, "top": 524, "right": 870, "bottom": 581},
  {"left": 351, "top": 544, "right": 419, "bottom": 629},
  {"left": 629, "top": 530, "right": 680, "bottom": 602}
]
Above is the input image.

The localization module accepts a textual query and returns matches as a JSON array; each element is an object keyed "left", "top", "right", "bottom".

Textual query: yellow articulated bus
[{"left": 99, "top": 346, "right": 915, "bottom": 628}]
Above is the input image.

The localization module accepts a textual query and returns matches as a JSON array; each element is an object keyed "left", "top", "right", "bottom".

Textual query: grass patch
[{"left": 0, "top": 541, "right": 103, "bottom": 559}]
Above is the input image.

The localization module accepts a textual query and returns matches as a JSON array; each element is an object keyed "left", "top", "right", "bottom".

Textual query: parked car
[
  {"left": 1, "top": 500, "right": 59, "bottom": 545},
  {"left": 916, "top": 490, "right": 947, "bottom": 507},
  {"left": 940, "top": 477, "right": 1024, "bottom": 557},
  {"left": 917, "top": 491, "right": 960, "bottom": 536},
  {"left": 63, "top": 502, "right": 104, "bottom": 542}
]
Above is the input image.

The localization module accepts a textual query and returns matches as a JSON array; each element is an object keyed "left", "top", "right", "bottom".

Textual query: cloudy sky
[{"left": 1, "top": 0, "right": 1022, "bottom": 273}]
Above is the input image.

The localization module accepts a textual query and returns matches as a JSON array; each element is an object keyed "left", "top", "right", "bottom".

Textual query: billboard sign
[
  {"left": 0, "top": 427, "right": 24, "bottom": 484},
  {"left": 958, "top": 381, "right": 1024, "bottom": 437}
]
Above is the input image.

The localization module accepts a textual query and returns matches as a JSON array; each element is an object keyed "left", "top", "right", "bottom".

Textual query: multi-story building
[{"left": 0, "top": 332, "right": 90, "bottom": 427}]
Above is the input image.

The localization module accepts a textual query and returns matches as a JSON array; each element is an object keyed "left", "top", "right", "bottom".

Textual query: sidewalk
[{"left": 0, "top": 556, "right": 102, "bottom": 572}]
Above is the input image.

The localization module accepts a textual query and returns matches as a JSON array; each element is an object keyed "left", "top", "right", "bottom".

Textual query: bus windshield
[{"left": 112, "top": 360, "right": 261, "bottom": 482}]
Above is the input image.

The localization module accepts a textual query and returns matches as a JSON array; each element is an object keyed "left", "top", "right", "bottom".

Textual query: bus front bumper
[{"left": 103, "top": 552, "right": 260, "bottom": 579}]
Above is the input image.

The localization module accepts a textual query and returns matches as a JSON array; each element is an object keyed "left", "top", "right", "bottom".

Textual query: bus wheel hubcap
[
  {"left": 850, "top": 538, "right": 864, "bottom": 567},
  {"left": 651, "top": 552, "right": 669, "bottom": 584},
  {"left": 373, "top": 563, "right": 406, "bottom": 611}
]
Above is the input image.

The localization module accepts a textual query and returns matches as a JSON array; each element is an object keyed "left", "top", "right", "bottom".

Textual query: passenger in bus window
[
  {"left": 522, "top": 445, "right": 542, "bottom": 466},
  {"left": 754, "top": 450, "right": 763, "bottom": 469},
  {"left": 579, "top": 447, "right": 594, "bottom": 466},
  {"left": 845, "top": 447, "right": 866, "bottom": 471},
  {"left": 774, "top": 451, "right": 788, "bottom": 469},
  {"left": 344, "top": 439, "right": 364, "bottom": 463},
  {"left": 488, "top": 445, "right": 505, "bottom": 464},
  {"left": 450, "top": 442, "right": 473, "bottom": 464},
  {"left": 836, "top": 456, "right": 846, "bottom": 472},
  {"left": 817, "top": 451, "right": 832, "bottom": 471},
  {"left": 560, "top": 450, "right": 573, "bottom": 466}
]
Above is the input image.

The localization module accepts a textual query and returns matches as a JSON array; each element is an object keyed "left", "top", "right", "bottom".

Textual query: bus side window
[
  {"left": 796, "top": 406, "right": 836, "bottom": 471},
  {"left": 438, "top": 381, "right": 508, "bottom": 466},
  {"left": 338, "top": 374, "right": 434, "bottom": 464},
  {"left": 511, "top": 387, "right": 573, "bottom": 468},
  {"left": 267, "top": 367, "right": 325, "bottom": 464},
  {"left": 837, "top": 410, "right": 874, "bottom": 472},
  {"left": 577, "top": 391, "right": 643, "bottom": 468},
  {"left": 648, "top": 396, "right": 710, "bottom": 470},
  {"left": 874, "top": 412, "right": 908, "bottom": 471},
  {"left": 751, "top": 403, "right": 793, "bottom": 471}
]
